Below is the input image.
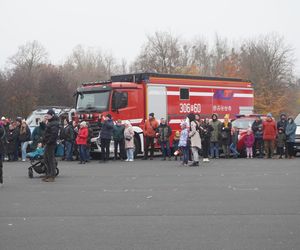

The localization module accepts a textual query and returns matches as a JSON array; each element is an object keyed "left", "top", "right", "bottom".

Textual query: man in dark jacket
[
  {"left": 0, "top": 123, "right": 5, "bottom": 187},
  {"left": 42, "top": 109, "right": 59, "bottom": 182},
  {"left": 61, "top": 120, "right": 75, "bottom": 161},
  {"left": 99, "top": 114, "right": 114, "bottom": 162},
  {"left": 156, "top": 118, "right": 172, "bottom": 160},
  {"left": 252, "top": 115, "right": 263, "bottom": 158},
  {"left": 277, "top": 113, "right": 288, "bottom": 157},
  {"left": 113, "top": 119, "right": 125, "bottom": 160}
]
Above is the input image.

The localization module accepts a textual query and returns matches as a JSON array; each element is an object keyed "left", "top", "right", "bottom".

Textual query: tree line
[{"left": 0, "top": 32, "right": 299, "bottom": 118}]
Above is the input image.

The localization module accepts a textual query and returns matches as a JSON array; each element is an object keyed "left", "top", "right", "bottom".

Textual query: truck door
[{"left": 147, "top": 86, "right": 167, "bottom": 120}]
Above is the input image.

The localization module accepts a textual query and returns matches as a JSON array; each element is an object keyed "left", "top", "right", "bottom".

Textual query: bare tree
[
  {"left": 8, "top": 40, "right": 48, "bottom": 74},
  {"left": 131, "top": 31, "right": 181, "bottom": 73}
]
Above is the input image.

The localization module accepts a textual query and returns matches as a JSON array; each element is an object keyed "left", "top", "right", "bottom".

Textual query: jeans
[
  {"left": 79, "top": 145, "right": 88, "bottom": 162},
  {"left": 126, "top": 148, "right": 134, "bottom": 160},
  {"left": 254, "top": 139, "right": 264, "bottom": 157},
  {"left": 101, "top": 138, "right": 111, "bottom": 161},
  {"left": 230, "top": 143, "right": 239, "bottom": 157},
  {"left": 21, "top": 141, "right": 29, "bottom": 161},
  {"left": 44, "top": 144, "right": 57, "bottom": 177},
  {"left": 114, "top": 140, "right": 125, "bottom": 159},
  {"left": 65, "top": 141, "right": 73, "bottom": 160},
  {"left": 210, "top": 142, "right": 219, "bottom": 158},
  {"left": 180, "top": 146, "right": 189, "bottom": 164},
  {"left": 160, "top": 141, "right": 171, "bottom": 158}
]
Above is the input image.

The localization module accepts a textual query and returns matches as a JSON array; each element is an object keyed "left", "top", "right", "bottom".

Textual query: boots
[{"left": 189, "top": 161, "right": 199, "bottom": 167}]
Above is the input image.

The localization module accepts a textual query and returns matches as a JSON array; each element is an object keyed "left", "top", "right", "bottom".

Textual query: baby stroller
[{"left": 27, "top": 153, "right": 59, "bottom": 179}]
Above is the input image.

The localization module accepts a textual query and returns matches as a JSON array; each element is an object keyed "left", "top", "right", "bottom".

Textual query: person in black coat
[
  {"left": 6, "top": 123, "right": 19, "bottom": 161},
  {"left": 99, "top": 114, "right": 114, "bottom": 162},
  {"left": 252, "top": 115, "right": 264, "bottom": 158},
  {"left": 199, "top": 118, "right": 213, "bottom": 162},
  {"left": 0, "top": 124, "right": 5, "bottom": 186},
  {"left": 42, "top": 110, "right": 59, "bottom": 182}
]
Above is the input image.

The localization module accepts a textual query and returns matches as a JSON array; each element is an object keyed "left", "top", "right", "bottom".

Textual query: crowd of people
[{"left": 0, "top": 110, "right": 298, "bottom": 186}]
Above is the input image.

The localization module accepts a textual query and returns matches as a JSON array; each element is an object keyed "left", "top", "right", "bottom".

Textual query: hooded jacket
[
  {"left": 285, "top": 119, "right": 297, "bottom": 142},
  {"left": 263, "top": 117, "right": 277, "bottom": 140},
  {"left": 76, "top": 127, "right": 88, "bottom": 145}
]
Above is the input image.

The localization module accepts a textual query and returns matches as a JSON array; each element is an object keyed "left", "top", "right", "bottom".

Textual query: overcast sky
[{"left": 1, "top": 0, "right": 299, "bottom": 75}]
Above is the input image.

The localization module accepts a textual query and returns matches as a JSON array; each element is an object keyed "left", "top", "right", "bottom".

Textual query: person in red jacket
[
  {"left": 263, "top": 113, "right": 277, "bottom": 158},
  {"left": 143, "top": 113, "right": 159, "bottom": 160},
  {"left": 76, "top": 121, "right": 89, "bottom": 164}
]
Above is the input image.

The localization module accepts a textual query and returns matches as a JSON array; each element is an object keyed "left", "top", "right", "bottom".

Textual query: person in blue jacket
[{"left": 285, "top": 117, "right": 297, "bottom": 159}]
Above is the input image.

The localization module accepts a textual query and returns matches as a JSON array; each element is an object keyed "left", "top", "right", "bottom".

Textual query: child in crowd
[
  {"left": 276, "top": 127, "right": 286, "bottom": 159},
  {"left": 26, "top": 142, "right": 44, "bottom": 159},
  {"left": 172, "top": 131, "right": 180, "bottom": 160},
  {"left": 178, "top": 122, "right": 189, "bottom": 166},
  {"left": 244, "top": 129, "right": 255, "bottom": 159}
]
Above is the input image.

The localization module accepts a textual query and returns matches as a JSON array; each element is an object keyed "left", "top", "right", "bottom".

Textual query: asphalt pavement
[{"left": 1, "top": 157, "right": 300, "bottom": 250}]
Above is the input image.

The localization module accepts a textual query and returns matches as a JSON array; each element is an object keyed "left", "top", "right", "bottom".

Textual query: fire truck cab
[{"left": 74, "top": 73, "right": 254, "bottom": 155}]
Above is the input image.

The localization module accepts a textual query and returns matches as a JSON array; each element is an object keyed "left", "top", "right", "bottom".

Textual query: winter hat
[
  {"left": 181, "top": 121, "right": 188, "bottom": 127},
  {"left": 267, "top": 113, "right": 272, "bottom": 118},
  {"left": 124, "top": 120, "right": 132, "bottom": 126},
  {"left": 1, "top": 116, "right": 5, "bottom": 120},
  {"left": 47, "top": 109, "right": 55, "bottom": 117},
  {"left": 80, "top": 121, "right": 87, "bottom": 127},
  {"left": 106, "top": 114, "right": 112, "bottom": 119}
]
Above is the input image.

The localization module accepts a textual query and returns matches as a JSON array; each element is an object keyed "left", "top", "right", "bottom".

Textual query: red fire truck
[{"left": 74, "top": 73, "right": 254, "bottom": 155}]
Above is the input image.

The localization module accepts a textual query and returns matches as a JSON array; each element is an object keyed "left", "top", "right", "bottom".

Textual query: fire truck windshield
[{"left": 76, "top": 91, "right": 110, "bottom": 112}]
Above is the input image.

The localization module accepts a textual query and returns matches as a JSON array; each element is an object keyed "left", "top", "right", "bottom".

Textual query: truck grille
[{"left": 89, "top": 122, "right": 101, "bottom": 138}]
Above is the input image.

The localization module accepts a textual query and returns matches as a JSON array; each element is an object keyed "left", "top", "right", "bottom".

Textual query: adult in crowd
[
  {"left": 13, "top": 117, "right": 22, "bottom": 161},
  {"left": 209, "top": 114, "right": 221, "bottom": 159},
  {"left": 188, "top": 113, "right": 201, "bottom": 166},
  {"left": 220, "top": 114, "right": 232, "bottom": 158},
  {"left": 124, "top": 120, "right": 135, "bottom": 161},
  {"left": 251, "top": 115, "right": 264, "bottom": 158},
  {"left": 230, "top": 126, "right": 240, "bottom": 159},
  {"left": 31, "top": 119, "right": 46, "bottom": 151},
  {"left": 277, "top": 113, "right": 288, "bottom": 133},
  {"left": 61, "top": 120, "right": 75, "bottom": 161},
  {"left": 113, "top": 119, "right": 125, "bottom": 160},
  {"left": 285, "top": 117, "right": 297, "bottom": 159},
  {"left": 277, "top": 113, "right": 288, "bottom": 158},
  {"left": 19, "top": 120, "right": 31, "bottom": 162},
  {"left": 156, "top": 118, "right": 172, "bottom": 161},
  {"left": 6, "top": 123, "right": 18, "bottom": 161},
  {"left": 143, "top": 113, "right": 159, "bottom": 160},
  {"left": 262, "top": 113, "right": 277, "bottom": 159},
  {"left": 199, "top": 117, "right": 213, "bottom": 162},
  {"left": 99, "top": 114, "right": 114, "bottom": 162},
  {"left": 76, "top": 121, "right": 89, "bottom": 164},
  {"left": 42, "top": 109, "right": 60, "bottom": 182},
  {"left": 0, "top": 123, "right": 5, "bottom": 187}
]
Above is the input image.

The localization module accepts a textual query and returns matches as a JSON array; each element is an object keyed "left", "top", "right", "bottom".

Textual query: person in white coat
[
  {"left": 188, "top": 113, "right": 202, "bottom": 166},
  {"left": 124, "top": 121, "right": 135, "bottom": 161}
]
